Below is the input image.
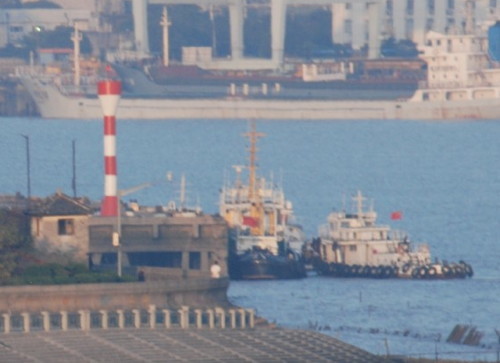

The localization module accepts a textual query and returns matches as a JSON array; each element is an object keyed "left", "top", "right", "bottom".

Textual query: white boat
[
  {"left": 15, "top": 21, "right": 500, "bottom": 120},
  {"left": 219, "top": 123, "right": 306, "bottom": 280},
  {"left": 309, "top": 191, "right": 473, "bottom": 279}
]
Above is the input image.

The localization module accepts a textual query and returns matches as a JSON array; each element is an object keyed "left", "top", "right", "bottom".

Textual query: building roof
[{"left": 30, "top": 191, "right": 92, "bottom": 216}]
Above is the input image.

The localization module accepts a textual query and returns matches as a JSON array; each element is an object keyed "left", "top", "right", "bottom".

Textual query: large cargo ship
[{"left": 16, "top": 23, "right": 500, "bottom": 120}]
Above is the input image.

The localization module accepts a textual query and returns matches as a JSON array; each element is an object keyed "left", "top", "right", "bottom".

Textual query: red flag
[
  {"left": 243, "top": 216, "right": 258, "bottom": 227},
  {"left": 391, "top": 211, "right": 403, "bottom": 220}
]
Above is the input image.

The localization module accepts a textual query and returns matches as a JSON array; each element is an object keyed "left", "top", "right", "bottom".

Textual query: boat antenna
[
  {"left": 354, "top": 190, "right": 365, "bottom": 216},
  {"left": 279, "top": 168, "right": 284, "bottom": 189},
  {"left": 232, "top": 165, "right": 244, "bottom": 203},
  {"left": 180, "top": 173, "right": 186, "bottom": 210}
]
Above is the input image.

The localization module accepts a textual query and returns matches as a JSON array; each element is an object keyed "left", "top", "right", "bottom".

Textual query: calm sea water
[{"left": 1, "top": 117, "right": 499, "bottom": 360}]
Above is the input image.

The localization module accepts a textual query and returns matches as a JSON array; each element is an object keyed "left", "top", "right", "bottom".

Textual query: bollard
[
  {"left": 100, "top": 310, "right": 108, "bottom": 329},
  {"left": 229, "top": 309, "right": 237, "bottom": 329},
  {"left": 117, "top": 309, "right": 125, "bottom": 329},
  {"left": 215, "top": 308, "right": 225, "bottom": 329},
  {"left": 132, "top": 309, "right": 140, "bottom": 328},
  {"left": 148, "top": 305, "right": 156, "bottom": 329},
  {"left": 194, "top": 309, "right": 203, "bottom": 329},
  {"left": 162, "top": 309, "right": 171, "bottom": 329},
  {"left": 262, "top": 83, "right": 268, "bottom": 95},
  {"left": 2, "top": 313, "right": 10, "bottom": 333},
  {"left": 178, "top": 306, "right": 189, "bottom": 329},
  {"left": 21, "top": 312, "right": 30, "bottom": 333},
  {"left": 246, "top": 309, "right": 255, "bottom": 328},
  {"left": 41, "top": 311, "right": 50, "bottom": 332},
  {"left": 60, "top": 311, "right": 68, "bottom": 331},
  {"left": 238, "top": 309, "right": 246, "bottom": 329},
  {"left": 78, "top": 310, "right": 89, "bottom": 331},
  {"left": 206, "top": 309, "right": 215, "bottom": 329}
]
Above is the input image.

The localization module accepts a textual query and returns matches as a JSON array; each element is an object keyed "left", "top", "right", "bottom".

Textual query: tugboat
[
  {"left": 219, "top": 124, "right": 306, "bottom": 280},
  {"left": 309, "top": 191, "right": 473, "bottom": 279}
]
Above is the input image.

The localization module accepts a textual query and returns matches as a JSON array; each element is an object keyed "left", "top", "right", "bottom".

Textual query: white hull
[{"left": 23, "top": 77, "right": 500, "bottom": 121}]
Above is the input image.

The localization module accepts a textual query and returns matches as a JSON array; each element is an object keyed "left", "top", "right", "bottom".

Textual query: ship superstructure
[
  {"left": 311, "top": 191, "right": 473, "bottom": 279},
  {"left": 219, "top": 124, "right": 306, "bottom": 280}
]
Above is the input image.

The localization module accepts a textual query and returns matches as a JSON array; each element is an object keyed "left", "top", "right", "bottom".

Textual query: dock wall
[{"left": 0, "top": 277, "right": 230, "bottom": 313}]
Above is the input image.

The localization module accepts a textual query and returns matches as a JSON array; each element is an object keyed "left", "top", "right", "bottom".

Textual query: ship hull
[
  {"left": 229, "top": 253, "right": 306, "bottom": 280},
  {"left": 20, "top": 77, "right": 500, "bottom": 120}
]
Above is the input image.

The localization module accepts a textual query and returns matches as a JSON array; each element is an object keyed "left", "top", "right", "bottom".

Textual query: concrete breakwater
[{"left": 0, "top": 277, "right": 229, "bottom": 312}]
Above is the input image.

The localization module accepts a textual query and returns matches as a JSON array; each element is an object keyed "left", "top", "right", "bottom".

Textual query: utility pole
[
  {"left": 72, "top": 139, "right": 77, "bottom": 198},
  {"left": 21, "top": 134, "right": 31, "bottom": 206}
]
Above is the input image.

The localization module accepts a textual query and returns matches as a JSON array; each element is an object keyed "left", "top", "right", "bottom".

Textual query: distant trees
[{"left": 0, "top": 209, "right": 31, "bottom": 281}]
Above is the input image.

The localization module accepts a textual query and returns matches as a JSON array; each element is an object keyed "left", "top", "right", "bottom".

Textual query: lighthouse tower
[{"left": 98, "top": 80, "right": 121, "bottom": 216}]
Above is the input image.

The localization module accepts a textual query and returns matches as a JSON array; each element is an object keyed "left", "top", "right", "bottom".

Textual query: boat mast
[
  {"left": 245, "top": 122, "right": 264, "bottom": 202},
  {"left": 244, "top": 122, "right": 265, "bottom": 235},
  {"left": 354, "top": 190, "right": 365, "bottom": 217},
  {"left": 180, "top": 173, "right": 186, "bottom": 210},
  {"left": 71, "top": 22, "right": 82, "bottom": 87},
  {"left": 160, "top": 6, "right": 171, "bottom": 67}
]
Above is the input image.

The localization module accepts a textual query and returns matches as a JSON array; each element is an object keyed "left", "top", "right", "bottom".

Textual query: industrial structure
[{"left": 2, "top": 1, "right": 499, "bottom": 67}]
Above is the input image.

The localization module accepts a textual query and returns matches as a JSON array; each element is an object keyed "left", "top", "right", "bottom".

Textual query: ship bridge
[{"left": 132, "top": 0, "right": 382, "bottom": 69}]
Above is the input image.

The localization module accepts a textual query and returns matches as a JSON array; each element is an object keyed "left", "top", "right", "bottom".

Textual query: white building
[{"left": 332, "top": 0, "right": 500, "bottom": 50}]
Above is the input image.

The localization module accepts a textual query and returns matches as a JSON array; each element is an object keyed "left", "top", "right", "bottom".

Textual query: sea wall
[{"left": 0, "top": 277, "right": 230, "bottom": 313}]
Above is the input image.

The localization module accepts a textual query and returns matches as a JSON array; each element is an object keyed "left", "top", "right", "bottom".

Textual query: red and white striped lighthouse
[{"left": 98, "top": 80, "right": 121, "bottom": 216}]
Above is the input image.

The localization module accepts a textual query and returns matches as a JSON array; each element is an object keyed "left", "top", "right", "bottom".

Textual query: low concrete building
[
  {"left": 29, "top": 192, "right": 92, "bottom": 262},
  {"left": 88, "top": 209, "right": 228, "bottom": 279}
]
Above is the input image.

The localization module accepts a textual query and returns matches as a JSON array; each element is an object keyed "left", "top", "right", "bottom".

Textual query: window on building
[
  {"left": 189, "top": 252, "right": 201, "bottom": 270},
  {"left": 426, "top": 19, "right": 434, "bottom": 32},
  {"left": 386, "top": 0, "right": 393, "bottom": 15},
  {"left": 406, "top": 19, "right": 414, "bottom": 39},
  {"left": 9, "top": 26, "right": 23, "bottom": 33},
  {"left": 127, "top": 251, "right": 182, "bottom": 268},
  {"left": 428, "top": 0, "right": 435, "bottom": 14},
  {"left": 344, "top": 19, "right": 352, "bottom": 36},
  {"left": 407, "top": 0, "right": 414, "bottom": 15},
  {"left": 58, "top": 219, "right": 75, "bottom": 235},
  {"left": 349, "top": 245, "right": 357, "bottom": 251}
]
